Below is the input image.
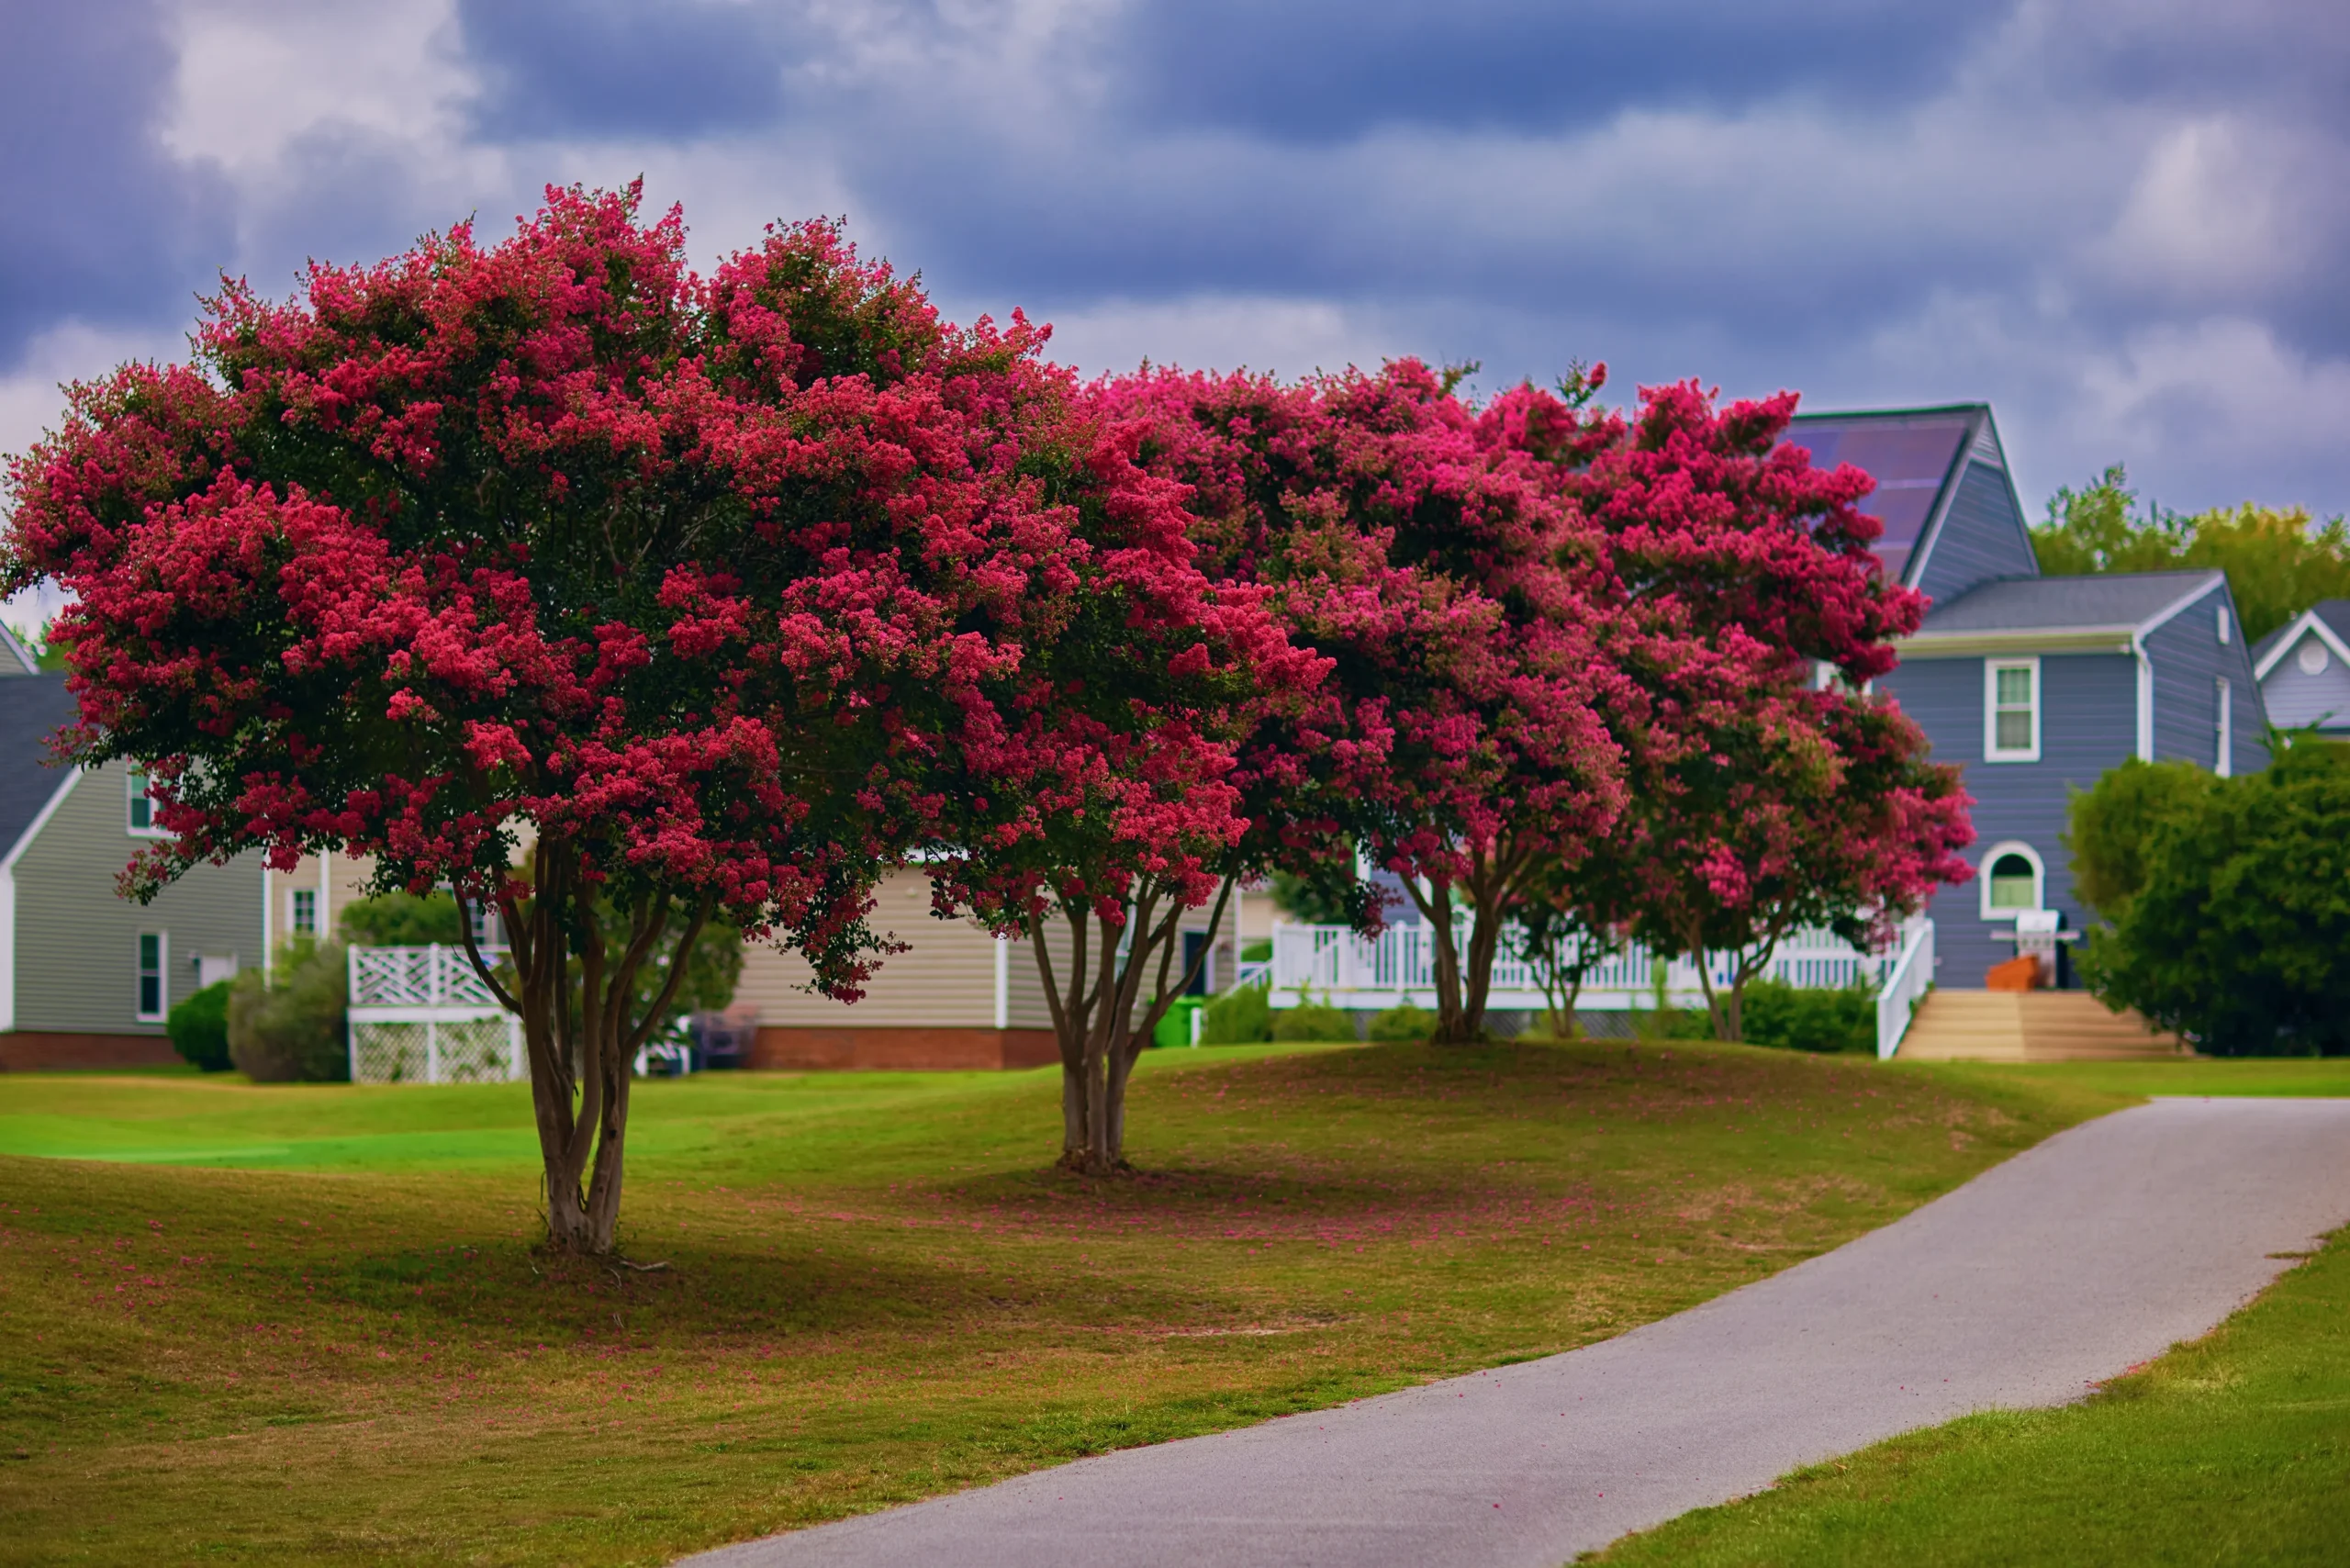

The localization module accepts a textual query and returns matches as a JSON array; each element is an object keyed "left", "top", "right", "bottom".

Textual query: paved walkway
[{"left": 683, "top": 1098, "right": 2350, "bottom": 1568}]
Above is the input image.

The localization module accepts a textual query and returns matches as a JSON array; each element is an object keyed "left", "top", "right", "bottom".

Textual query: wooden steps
[{"left": 1896, "top": 990, "right": 2188, "bottom": 1062}]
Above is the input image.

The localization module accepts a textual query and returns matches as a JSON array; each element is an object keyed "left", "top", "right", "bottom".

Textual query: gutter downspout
[{"left": 2133, "top": 635, "right": 2154, "bottom": 761}]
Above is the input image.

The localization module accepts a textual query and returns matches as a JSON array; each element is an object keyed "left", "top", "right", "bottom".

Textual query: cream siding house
[{"left": 738, "top": 868, "right": 1240, "bottom": 1069}]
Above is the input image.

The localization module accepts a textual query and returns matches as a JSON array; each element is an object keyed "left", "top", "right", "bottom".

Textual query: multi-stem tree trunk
[
  {"left": 459, "top": 840, "right": 711, "bottom": 1255},
  {"left": 1028, "top": 878, "right": 1233, "bottom": 1175},
  {"left": 1406, "top": 838, "right": 1536, "bottom": 1044}
]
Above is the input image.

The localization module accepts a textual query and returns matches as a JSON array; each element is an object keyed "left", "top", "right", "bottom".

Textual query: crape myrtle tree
[
  {"left": 1615, "top": 682, "right": 1973, "bottom": 1040},
  {"left": 2, "top": 185, "right": 1122, "bottom": 1253},
  {"left": 919, "top": 398, "right": 1333, "bottom": 1175},
  {"left": 1103, "top": 361, "right": 1628, "bottom": 1044},
  {"left": 1532, "top": 382, "right": 1974, "bottom": 1041}
]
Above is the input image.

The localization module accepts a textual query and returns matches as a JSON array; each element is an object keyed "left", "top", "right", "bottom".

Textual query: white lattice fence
[{"left": 347, "top": 945, "right": 523, "bottom": 1084}]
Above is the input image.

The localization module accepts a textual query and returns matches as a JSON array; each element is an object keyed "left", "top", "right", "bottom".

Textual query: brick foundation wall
[
  {"left": 749, "top": 1026, "right": 1059, "bottom": 1071},
  {"left": 0, "top": 1032, "right": 180, "bottom": 1071}
]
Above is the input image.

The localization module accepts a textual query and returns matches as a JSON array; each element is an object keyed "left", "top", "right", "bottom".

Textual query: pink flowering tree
[
  {"left": 1616, "top": 684, "right": 1973, "bottom": 1039},
  {"left": 1102, "top": 362, "right": 1628, "bottom": 1043},
  {"left": 921, "top": 390, "right": 1334, "bottom": 1174},
  {"left": 3, "top": 186, "right": 1098, "bottom": 1253},
  {"left": 1536, "top": 380, "right": 1975, "bottom": 1039}
]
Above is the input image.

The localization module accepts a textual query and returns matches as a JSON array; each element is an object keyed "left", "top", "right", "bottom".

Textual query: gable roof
[
  {"left": 2252, "top": 599, "right": 2350, "bottom": 678},
  {"left": 1781, "top": 405, "right": 1992, "bottom": 588},
  {"left": 1897, "top": 570, "right": 2224, "bottom": 655},
  {"left": 0, "top": 676, "right": 84, "bottom": 863}
]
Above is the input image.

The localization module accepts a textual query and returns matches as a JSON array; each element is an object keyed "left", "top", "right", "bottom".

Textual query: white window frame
[
  {"left": 1984, "top": 657, "right": 2042, "bottom": 763},
  {"left": 136, "top": 930, "right": 169, "bottom": 1022},
  {"left": 126, "top": 768, "right": 169, "bottom": 837},
  {"left": 2216, "top": 605, "right": 2232, "bottom": 645},
  {"left": 1978, "top": 841, "right": 2046, "bottom": 922},
  {"left": 289, "top": 888, "right": 318, "bottom": 938},
  {"left": 2215, "top": 678, "right": 2232, "bottom": 778}
]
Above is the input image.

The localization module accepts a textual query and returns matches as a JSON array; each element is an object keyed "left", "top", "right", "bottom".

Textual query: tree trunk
[
  {"left": 462, "top": 843, "right": 710, "bottom": 1256},
  {"left": 1030, "top": 877, "right": 1230, "bottom": 1176},
  {"left": 1409, "top": 842, "right": 1530, "bottom": 1045}
]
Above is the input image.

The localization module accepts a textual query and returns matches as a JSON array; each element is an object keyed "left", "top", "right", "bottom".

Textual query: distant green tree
[
  {"left": 2064, "top": 758, "right": 2219, "bottom": 922},
  {"left": 341, "top": 890, "right": 466, "bottom": 946},
  {"left": 2034, "top": 466, "right": 2350, "bottom": 643},
  {"left": 2080, "top": 742, "right": 2350, "bottom": 1055}
]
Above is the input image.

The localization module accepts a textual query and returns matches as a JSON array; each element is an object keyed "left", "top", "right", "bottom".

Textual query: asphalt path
[{"left": 682, "top": 1097, "right": 2350, "bottom": 1568}]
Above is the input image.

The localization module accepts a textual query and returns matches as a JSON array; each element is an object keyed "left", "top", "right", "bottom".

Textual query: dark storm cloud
[
  {"left": 1109, "top": 0, "right": 1997, "bottom": 141},
  {"left": 0, "top": 0, "right": 232, "bottom": 359},
  {"left": 455, "top": 0, "right": 796, "bottom": 140},
  {"left": 3, "top": 0, "right": 2346, "bottom": 517}
]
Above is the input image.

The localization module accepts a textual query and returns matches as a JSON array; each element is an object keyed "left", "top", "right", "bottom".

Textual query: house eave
[{"left": 1896, "top": 627, "right": 2139, "bottom": 658}]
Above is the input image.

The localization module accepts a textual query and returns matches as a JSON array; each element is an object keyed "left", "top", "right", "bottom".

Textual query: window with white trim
[
  {"left": 136, "top": 931, "right": 168, "bottom": 1021},
  {"left": 290, "top": 889, "right": 318, "bottom": 937},
  {"left": 2216, "top": 605, "right": 2232, "bottom": 644},
  {"left": 2215, "top": 678, "right": 2232, "bottom": 777},
  {"left": 126, "top": 769, "right": 168, "bottom": 836},
  {"left": 1978, "top": 842, "right": 2044, "bottom": 920},
  {"left": 1984, "top": 658, "right": 2040, "bottom": 762}
]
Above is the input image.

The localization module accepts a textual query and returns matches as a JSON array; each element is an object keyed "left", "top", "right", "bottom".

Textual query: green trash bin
[{"left": 1153, "top": 996, "right": 1206, "bottom": 1049}]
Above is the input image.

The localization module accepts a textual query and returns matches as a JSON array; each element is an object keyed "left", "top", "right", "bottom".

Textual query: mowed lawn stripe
[{"left": 1, "top": 1038, "right": 2130, "bottom": 1566}]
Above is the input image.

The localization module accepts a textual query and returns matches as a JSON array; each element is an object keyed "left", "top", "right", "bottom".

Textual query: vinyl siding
[
  {"left": 735, "top": 869, "right": 998, "bottom": 1028},
  {"left": 2258, "top": 629, "right": 2350, "bottom": 734},
  {"left": 1912, "top": 459, "right": 2037, "bottom": 609},
  {"left": 2143, "top": 583, "right": 2270, "bottom": 775},
  {"left": 740, "top": 870, "right": 1239, "bottom": 1036},
  {"left": 1877, "top": 651, "right": 2137, "bottom": 989},
  {"left": 10, "top": 762, "right": 264, "bottom": 1034}
]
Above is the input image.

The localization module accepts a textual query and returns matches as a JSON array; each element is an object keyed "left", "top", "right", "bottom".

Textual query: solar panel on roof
[{"left": 1779, "top": 417, "right": 1971, "bottom": 581}]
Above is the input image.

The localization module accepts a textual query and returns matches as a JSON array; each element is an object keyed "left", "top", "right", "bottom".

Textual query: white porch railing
[
  {"left": 346, "top": 945, "right": 521, "bottom": 1084},
  {"left": 1268, "top": 916, "right": 1935, "bottom": 1054},
  {"left": 1874, "top": 917, "right": 1934, "bottom": 1059}
]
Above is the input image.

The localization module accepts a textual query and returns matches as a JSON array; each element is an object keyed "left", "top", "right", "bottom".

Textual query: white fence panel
[{"left": 347, "top": 945, "right": 523, "bottom": 1084}]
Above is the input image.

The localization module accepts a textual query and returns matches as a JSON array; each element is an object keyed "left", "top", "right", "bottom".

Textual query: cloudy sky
[{"left": 5, "top": 0, "right": 2345, "bottom": 633}]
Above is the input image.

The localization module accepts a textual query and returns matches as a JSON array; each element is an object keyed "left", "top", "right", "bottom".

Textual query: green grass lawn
[
  {"left": 0, "top": 1043, "right": 2332, "bottom": 1566},
  {"left": 1589, "top": 1218, "right": 2350, "bottom": 1566}
]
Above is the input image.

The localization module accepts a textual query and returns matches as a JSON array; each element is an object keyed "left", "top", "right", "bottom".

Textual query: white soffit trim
[
  {"left": 1, "top": 767, "right": 82, "bottom": 871},
  {"left": 0, "top": 622, "right": 38, "bottom": 676},
  {"left": 2254, "top": 610, "right": 2350, "bottom": 680},
  {"left": 1897, "top": 627, "right": 2137, "bottom": 658},
  {"left": 2132, "top": 572, "right": 2226, "bottom": 639}
]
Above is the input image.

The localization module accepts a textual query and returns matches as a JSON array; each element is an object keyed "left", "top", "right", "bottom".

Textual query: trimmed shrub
[
  {"left": 1200, "top": 980, "right": 1271, "bottom": 1044},
  {"left": 229, "top": 940, "right": 351, "bottom": 1082},
  {"left": 1270, "top": 996, "right": 1355, "bottom": 1042},
  {"left": 166, "top": 980, "right": 235, "bottom": 1071},
  {"left": 1367, "top": 1002, "right": 1436, "bottom": 1042},
  {"left": 1739, "top": 978, "right": 1875, "bottom": 1053},
  {"left": 2082, "top": 740, "right": 2350, "bottom": 1055}
]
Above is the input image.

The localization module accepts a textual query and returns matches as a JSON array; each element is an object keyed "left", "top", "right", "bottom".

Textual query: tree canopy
[{"left": 2033, "top": 465, "right": 2350, "bottom": 644}]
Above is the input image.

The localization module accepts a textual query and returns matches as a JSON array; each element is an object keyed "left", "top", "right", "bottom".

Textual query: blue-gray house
[
  {"left": 2251, "top": 599, "right": 2350, "bottom": 739},
  {"left": 1784, "top": 406, "right": 2268, "bottom": 991}
]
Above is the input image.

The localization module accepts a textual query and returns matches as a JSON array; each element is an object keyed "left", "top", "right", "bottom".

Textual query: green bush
[
  {"left": 1740, "top": 978, "right": 1875, "bottom": 1053},
  {"left": 2082, "top": 741, "right": 2350, "bottom": 1055},
  {"left": 1200, "top": 980, "right": 1271, "bottom": 1044},
  {"left": 2064, "top": 756, "right": 2217, "bottom": 921},
  {"left": 165, "top": 980, "right": 235, "bottom": 1071},
  {"left": 340, "top": 890, "right": 466, "bottom": 946},
  {"left": 229, "top": 940, "right": 351, "bottom": 1082},
  {"left": 1367, "top": 1002, "right": 1435, "bottom": 1042},
  {"left": 1270, "top": 995, "right": 1356, "bottom": 1042}
]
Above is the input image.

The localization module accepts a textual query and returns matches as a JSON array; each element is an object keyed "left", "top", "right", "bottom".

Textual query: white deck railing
[
  {"left": 346, "top": 945, "right": 520, "bottom": 1084},
  {"left": 1268, "top": 916, "right": 1934, "bottom": 1053}
]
